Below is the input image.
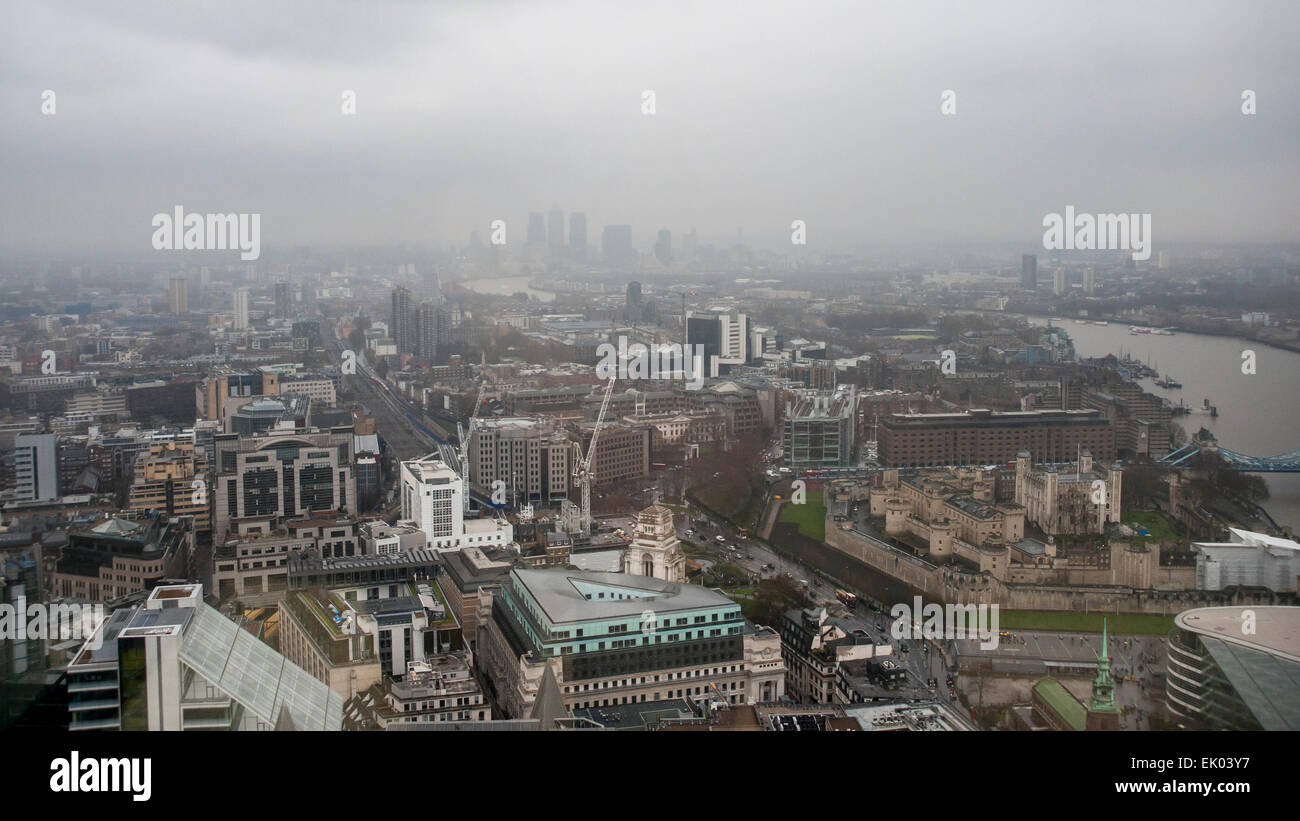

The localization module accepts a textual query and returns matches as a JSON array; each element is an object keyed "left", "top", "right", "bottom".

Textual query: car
[
  {"left": 875, "top": 623, "right": 884, "bottom": 631},
  {"left": 715, "top": 535, "right": 726, "bottom": 543},
  {"left": 900, "top": 644, "right": 909, "bottom": 653}
]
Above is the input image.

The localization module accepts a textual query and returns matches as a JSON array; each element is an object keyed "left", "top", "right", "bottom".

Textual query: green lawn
[
  {"left": 777, "top": 490, "right": 826, "bottom": 541},
  {"left": 1126, "top": 510, "right": 1178, "bottom": 542}
]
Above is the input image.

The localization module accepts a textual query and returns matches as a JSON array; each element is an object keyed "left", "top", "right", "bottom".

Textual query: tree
[{"left": 748, "top": 575, "right": 812, "bottom": 627}]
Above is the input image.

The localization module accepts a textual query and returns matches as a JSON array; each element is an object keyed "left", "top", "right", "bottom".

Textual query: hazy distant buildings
[
  {"left": 626, "top": 281, "right": 643, "bottom": 322},
  {"left": 168, "top": 277, "right": 189, "bottom": 314},
  {"left": 1083, "top": 267, "right": 1097, "bottom": 295},
  {"left": 602, "top": 224, "right": 635, "bottom": 268},
  {"left": 654, "top": 229, "right": 672, "bottom": 266},
  {"left": 1021, "top": 254, "right": 1038, "bottom": 291},
  {"left": 548, "top": 205, "right": 564, "bottom": 256},
  {"left": 527, "top": 212, "right": 547, "bottom": 247},
  {"left": 1052, "top": 267, "right": 1067, "bottom": 296},
  {"left": 275, "top": 281, "right": 292, "bottom": 319},
  {"left": 233, "top": 288, "right": 250, "bottom": 331},
  {"left": 569, "top": 212, "right": 587, "bottom": 261}
]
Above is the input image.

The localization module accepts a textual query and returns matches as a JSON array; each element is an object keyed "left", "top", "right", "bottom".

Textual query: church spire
[{"left": 1089, "top": 618, "right": 1117, "bottom": 713}]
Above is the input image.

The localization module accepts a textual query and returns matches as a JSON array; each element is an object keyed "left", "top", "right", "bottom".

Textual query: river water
[
  {"left": 1028, "top": 317, "right": 1300, "bottom": 529},
  {"left": 457, "top": 275, "right": 556, "bottom": 303}
]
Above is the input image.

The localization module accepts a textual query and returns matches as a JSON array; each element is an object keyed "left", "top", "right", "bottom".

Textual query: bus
[
  {"left": 836, "top": 589, "right": 858, "bottom": 609},
  {"left": 736, "top": 527, "right": 747, "bottom": 539}
]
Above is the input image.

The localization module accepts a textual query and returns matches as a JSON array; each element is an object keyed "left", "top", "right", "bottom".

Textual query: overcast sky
[{"left": 2, "top": 0, "right": 1297, "bottom": 258}]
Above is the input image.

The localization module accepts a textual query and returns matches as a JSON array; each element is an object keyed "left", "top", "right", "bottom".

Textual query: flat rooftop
[
  {"left": 512, "top": 568, "right": 736, "bottom": 624},
  {"left": 1175, "top": 606, "right": 1300, "bottom": 662}
]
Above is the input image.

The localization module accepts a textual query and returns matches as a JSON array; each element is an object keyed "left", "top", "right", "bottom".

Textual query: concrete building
[
  {"left": 211, "top": 425, "right": 357, "bottom": 541},
  {"left": 14, "top": 433, "right": 58, "bottom": 503},
  {"left": 343, "top": 652, "right": 489, "bottom": 728},
  {"left": 127, "top": 440, "right": 211, "bottom": 533},
  {"left": 1021, "top": 254, "right": 1037, "bottom": 291},
  {"left": 67, "top": 584, "right": 343, "bottom": 730},
  {"left": 52, "top": 512, "right": 194, "bottom": 603},
  {"left": 477, "top": 568, "right": 786, "bottom": 718},
  {"left": 468, "top": 416, "right": 571, "bottom": 504},
  {"left": 687, "top": 307, "right": 748, "bottom": 377},
  {"left": 877, "top": 408, "right": 1113, "bottom": 467},
  {"left": 399, "top": 452, "right": 513, "bottom": 551}
]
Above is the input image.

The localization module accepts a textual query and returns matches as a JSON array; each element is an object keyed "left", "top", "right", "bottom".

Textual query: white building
[
  {"left": 1193, "top": 528, "right": 1300, "bottom": 593},
  {"left": 399, "top": 453, "right": 513, "bottom": 551},
  {"left": 14, "top": 433, "right": 58, "bottom": 503}
]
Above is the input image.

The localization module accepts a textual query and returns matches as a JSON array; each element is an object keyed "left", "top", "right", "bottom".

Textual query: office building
[
  {"left": 476, "top": 568, "right": 787, "bottom": 718},
  {"left": 14, "top": 433, "right": 58, "bottom": 503},
  {"left": 51, "top": 512, "right": 194, "bottom": 603},
  {"left": 686, "top": 307, "right": 748, "bottom": 377},
  {"left": 67, "top": 584, "right": 344, "bottom": 730},
  {"left": 127, "top": 440, "right": 212, "bottom": 533},
  {"left": 211, "top": 425, "right": 357, "bottom": 540},
  {"left": 469, "top": 416, "right": 571, "bottom": 504},
  {"left": 399, "top": 453, "right": 513, "bottom": 551},
  {"left": 1083, "top": 267, "right": 1097, "bottom": 294},
  {"left": 1052, "top": 267, "right": 1067, "bottom": 295},
  {"left": 168, "top": 277, "right": 189, "bottom": 314},
  {"left": 1166, "top": 606, "right": 1300, "bottom": 730}
]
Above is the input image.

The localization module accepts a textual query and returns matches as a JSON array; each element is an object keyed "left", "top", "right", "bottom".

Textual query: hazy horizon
[{"left": 3, "top": 0, "right": 1298, "bottom": 259}]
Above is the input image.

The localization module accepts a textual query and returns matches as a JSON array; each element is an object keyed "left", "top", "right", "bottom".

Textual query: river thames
[{"left": 1030, "top": 317, "right": 1300, "bottom": 529}]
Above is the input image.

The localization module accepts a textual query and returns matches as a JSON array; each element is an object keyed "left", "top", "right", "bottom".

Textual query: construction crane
[
  {"left": 457, "top": 383, "right": 486, "bottom": 512},
  {"left": 572, "top": 376, "right": 617, "bottom": 534}
]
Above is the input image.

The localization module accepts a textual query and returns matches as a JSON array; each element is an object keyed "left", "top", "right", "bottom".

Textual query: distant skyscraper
[
  {"left": 569, "top": 212, "right": 587, "bottom": 261},
  {"left": 1052, "top": 267, "right": 1067, "bottom": 296},
  {"left": 233, "top": 288, "right": 250, "bottom": 330},
  {"left": 274, "top": 281, "right": 292, "bottom": 319},
  {"left": 602, "top": 225, "right": 634, "bottom": 268},
  {"left": 547, "top": 205, "right": 564, "bottom": 255},
  {"left": 1083, "top": 267, "right": 1097, "bottom": 294},
  {"left": 168, "top": 277, "right": 189, "bottom": 314},
  {"left": 417, "top": 301, "right": 440, "bottom": 362},
  {"left": 654, "top": 230, "right": 671, "bottom": 266},
  {"left": 1158, "top": 250, "right": 1170, "bottom": 270},
  {"left": 526, "top": 213, "right": 546, "bottom": 247},
  {"left": 391, "top": 286, "right": 415, "bottom": 355},
  {"left": 626, "top": 281, "right": 643, "bottom": 322},
  {"left": 1021, "top": 254, "right": 1038, "bottom": 291}
]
